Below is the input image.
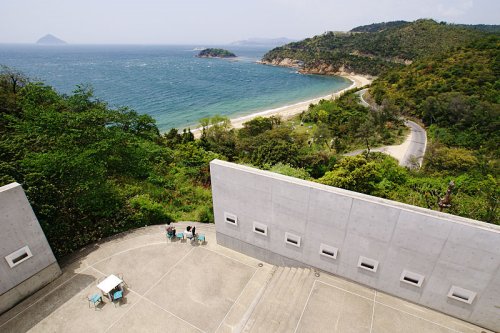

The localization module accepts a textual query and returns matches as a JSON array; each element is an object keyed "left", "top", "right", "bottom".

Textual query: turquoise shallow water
[{"left": 0, "top": 44, "right": 350, "bottom": 131}]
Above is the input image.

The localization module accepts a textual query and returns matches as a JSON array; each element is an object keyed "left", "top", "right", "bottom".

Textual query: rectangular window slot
[
  {"left": 5, "top": 246, "right": 33, "bottom": 268},
  {"left": 404, "top": 276, "right": 419, "bottom": 284},
  {"left": 361, "top": 262, "right": 374, "bottom": 269},
  {"left": 284, "top": 232, "right": 301, "bottom": 248},
  {"left": 357, "top": 256, "right": 379, "bottom": 273},
  {"left": 12, "top": 252, "right": 29, "bottom": 264},
  {"left": 224, "top": 212, "right": 238, "bottom": 226},
  {"left": 252, "top": 222, "right": 268, "bottom": 236},
  {"left": 452, "top": 293, "right": 469, "bottom": 301},
  {"left": 319, "top": 244, "right": 338, "bottom": 259},
  {"left": 447, "top": 286, "right": 476, "bottom": 304},
  {"left": 400, "top": 270, "right": 424, "bottom": 288}
]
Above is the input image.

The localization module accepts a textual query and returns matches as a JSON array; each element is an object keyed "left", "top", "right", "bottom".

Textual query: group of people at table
[
  {"left": 166, "top": 223, "right": 197, "bottom": 240},
  {"left": 89, "top": 224, "right": 204, "bottom": 309}
]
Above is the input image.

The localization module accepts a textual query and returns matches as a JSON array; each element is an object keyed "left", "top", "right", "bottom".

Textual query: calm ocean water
[{"left": 0, "top": 44, "right": 350, "bottom": 131}]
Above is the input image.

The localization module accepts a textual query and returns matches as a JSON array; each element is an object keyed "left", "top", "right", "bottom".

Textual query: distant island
[
  {"left": 36, "top": 34, "right": 67, "bottom": 45},
  {"left": 197, "top": 48, "right": 236, "bottom": 58}
]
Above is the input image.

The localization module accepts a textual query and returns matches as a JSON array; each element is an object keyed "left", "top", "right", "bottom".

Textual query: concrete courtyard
[{"left": 0, "top": 223, "right": 492, "bottom": 333}]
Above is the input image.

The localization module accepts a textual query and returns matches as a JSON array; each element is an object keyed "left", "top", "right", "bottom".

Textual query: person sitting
[
  {"left": 166, "top": 226, "right": 176, "bottom": 237},
  {"left": 184, "top": 226, "right": 193, "bottom": 239}
]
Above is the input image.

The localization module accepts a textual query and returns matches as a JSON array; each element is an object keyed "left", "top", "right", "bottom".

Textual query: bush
[
  {"left": 425, "top": 144, "right": 479, "bottom": 172},
  {"left": 197, "top": 205, "right": 214, "bottom": 223},
  {"left": 270, "top": 163, "right": 311, "bottom": 180},
  {"left": 129, "top": 194, "right": 172, "bottom": 225}
]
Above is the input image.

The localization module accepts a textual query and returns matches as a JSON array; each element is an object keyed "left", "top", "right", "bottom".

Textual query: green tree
[
  {"left": 239, "top": 116, "right": 278, "bottom": 137},
  {"left": 199, "top": 115, "right": 237, "bottom": 159},
  {"left": 319, "top": 156, "right": 381, "bottom": 194}
]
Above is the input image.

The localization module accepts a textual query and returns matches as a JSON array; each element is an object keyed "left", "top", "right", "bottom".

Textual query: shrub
[
  {"left": 197, "top": 205, "right": 214, "bottom": 223},
  {"left": 129, "top": 194, "right": 172, "bottom": 225},
  {"left": 270, "top": 163, "right": 312, "bottom": 180}
]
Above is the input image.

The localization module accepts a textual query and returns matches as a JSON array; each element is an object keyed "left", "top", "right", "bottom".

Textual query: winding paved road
[
  {"left": 355, "top": 88, "right": 371, "bottom": 108},
  {"left": 400, "top": 120, "right": 427, "bottom": 168},
  {"left": 348, "top": 89, "right": 427, "bottom": 168}
]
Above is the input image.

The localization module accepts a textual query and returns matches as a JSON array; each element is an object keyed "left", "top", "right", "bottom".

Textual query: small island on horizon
[
  {"left": 36, "top": 34, "right": 67, "bottom": 45},
  {"left": 197, "top": 48, "right": 236, "bottom": 58}
]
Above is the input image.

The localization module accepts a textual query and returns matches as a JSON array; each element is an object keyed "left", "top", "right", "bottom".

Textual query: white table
[{"left": 97, "top": 274, "right": 123, "bottom": 299}]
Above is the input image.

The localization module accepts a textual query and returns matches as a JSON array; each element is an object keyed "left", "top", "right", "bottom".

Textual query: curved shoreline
[{"left": 190, "top": 74, "right": 372, "bottom": 138}]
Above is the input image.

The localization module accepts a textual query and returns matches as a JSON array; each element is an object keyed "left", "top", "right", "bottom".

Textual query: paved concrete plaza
[{"left": 0, "top": 223, "right": 492, "bottom": 332}]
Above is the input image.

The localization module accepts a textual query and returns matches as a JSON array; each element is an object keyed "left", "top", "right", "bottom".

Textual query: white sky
[{"left": 0, "top": 0, "right": 498, "bottom": 44}]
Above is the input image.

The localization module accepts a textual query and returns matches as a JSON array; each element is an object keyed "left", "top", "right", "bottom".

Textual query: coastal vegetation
[
  {"left": 0, "top": 20, "right": 498, "bottom": 259},
  {"left": 198, "top": 31, "right": 499, "bottom": 224},
  {"left": 0, "top": 69, "right": 216, "bottom": 257},
  {"left": 197, "top": 48, "right": 236, "bottom": 58}
]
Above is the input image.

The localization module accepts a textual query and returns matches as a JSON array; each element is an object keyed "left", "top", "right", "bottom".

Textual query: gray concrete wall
[
  {"left": 210, "top": 160, "right": 500, "bottom": 331},
  {"left": 0, "top": 262, "right": 61, "bottom": 314},
  {"left": 0, "top": 183, "right": 61, "bottom": 313}
]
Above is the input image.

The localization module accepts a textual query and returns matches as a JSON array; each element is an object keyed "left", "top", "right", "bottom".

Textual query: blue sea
[{"left": 0, "top": 44, "right": 350, "bottom": 131}]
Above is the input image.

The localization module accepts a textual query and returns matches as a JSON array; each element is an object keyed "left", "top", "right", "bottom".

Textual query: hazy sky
[{"left": 1, "top": 0, "right": 498, "bottom": 44}]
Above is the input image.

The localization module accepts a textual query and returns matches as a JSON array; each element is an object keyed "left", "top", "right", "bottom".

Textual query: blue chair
[
  {"left": 88, "top": 293, "right": 102, "bottom": 310},
  {"left": 197, "top": 234, "right": 206, "bottom": 243},
  {"left": 176, "top": 232, "right": 184, "bottom": 240},
  {"left": 113, "top": 290, "right": 123, "bottom": 307}
]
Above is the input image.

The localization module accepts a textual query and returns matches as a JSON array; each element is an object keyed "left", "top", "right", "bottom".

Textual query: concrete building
[
  {"left": 0, "top": 182, "right": 61, "bottom": 314},
  {"left": 210, "top": 159, "right": 500, "bottom": 332}
]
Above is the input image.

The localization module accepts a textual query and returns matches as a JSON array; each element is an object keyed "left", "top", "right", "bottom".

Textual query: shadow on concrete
[{"left": 0, "top": 269, "right": 97, "bottom": 332}]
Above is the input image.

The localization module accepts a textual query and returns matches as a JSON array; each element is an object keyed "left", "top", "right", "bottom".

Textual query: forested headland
[{"left": 262, "top": 19, "right": 499, "bottom": 76}]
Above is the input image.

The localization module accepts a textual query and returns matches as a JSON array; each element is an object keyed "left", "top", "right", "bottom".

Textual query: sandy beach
[{"left": 191, "top": 74, "right": 373, "bottom": 138}]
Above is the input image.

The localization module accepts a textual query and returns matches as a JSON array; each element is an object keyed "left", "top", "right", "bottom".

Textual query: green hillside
[
  {"left": 350, "top": 21, "right": 500, "bottom": 34},
  {"left": 370, "top": 35, "right": 499, "bottom": 151},
  {"left": 349, "top": 21, "right": 408, "bottom": 33},
  {"left": 262, "top": 19, "right": 492, "bottom": 75}
]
